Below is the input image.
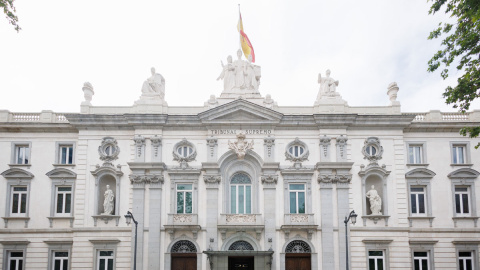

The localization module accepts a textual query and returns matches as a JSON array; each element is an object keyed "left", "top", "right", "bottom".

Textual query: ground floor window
[
  {"left": 7, "top": 251, "right": 24, "bottom": 270},
  {"left": 413, "top": 251, "right": 429, "bottom": 270},
  {"left": 459, "top": 251, "right": 474, "bottom": 270},
  {"left": 369, "top": 250, "right": 385, "bottom": 270},
  {"left": 52, "top": 251, "right": 69, "bottom": 270},
  {"left": 97, "top": 250, "right": 114, "bottom": 270}
]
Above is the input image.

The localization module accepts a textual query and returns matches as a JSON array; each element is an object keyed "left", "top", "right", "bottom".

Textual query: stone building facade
[{"left": 0, "top": 63, "right": 479, "bottom": 270}]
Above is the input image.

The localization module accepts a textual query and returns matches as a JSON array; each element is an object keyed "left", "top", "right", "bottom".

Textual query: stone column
[
  {"left": 148, "top": 175, "right": 164, "bottom": 270},
  {"left": 318, "top": 175, "right": 335, "bottom": 270},
  {"left": 204, "top": 174, "right": 221, "bottom": 250},
  {"left": 261, "top": 174, "right": 278, "bottom": 269},
  {"left": 336, "top": 177, "right": 351, "bottom": 270},
  {"left": 131, "top": 179, "right": 145, "bottom": 270}
]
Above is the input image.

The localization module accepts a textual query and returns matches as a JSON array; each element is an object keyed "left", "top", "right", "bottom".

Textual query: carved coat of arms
[{"left": 228, "top": 132, "right": 254, "bottom": 159}]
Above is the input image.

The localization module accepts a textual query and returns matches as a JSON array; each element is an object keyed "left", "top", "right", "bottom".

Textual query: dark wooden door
[
  {"left": 171, "top": 254, "right": 196, "bottom": 270},
  {"left": 285, "top": 253, "right": 311, "bottom": 270},
  {"left": 228, "top": 256, "right": 254, "bottom": 270}
]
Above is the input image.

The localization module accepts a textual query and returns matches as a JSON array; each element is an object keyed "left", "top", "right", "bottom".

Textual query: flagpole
[{"left": 238, "top": 4, "right": 241, "bottom": 51}]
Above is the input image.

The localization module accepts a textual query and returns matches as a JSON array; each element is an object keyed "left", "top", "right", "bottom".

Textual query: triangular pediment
[
  {"left": 198, "top": 100, "right": 283, "bottom": 124},
  {"left": 448, "top": 168, "right": 480, "bottom": 179},
  {"left": 46, "top": 168, "right": 77, "bottom": 179},
  {"left": 405, "top": 168, "right": 436, "bottom": 179},
  {"left": 1, "top": 168, "right": 34, "bottom": 179}
]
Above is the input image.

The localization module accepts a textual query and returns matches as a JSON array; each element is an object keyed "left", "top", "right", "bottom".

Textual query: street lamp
[
  {"left": 344, "top": 210, "right": 357, "bottom": 270},
  {"left": 125, "top": 211, "right": 138, "bottom": 270}
]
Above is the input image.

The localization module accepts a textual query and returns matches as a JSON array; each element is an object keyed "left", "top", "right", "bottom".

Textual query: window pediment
[
  {"left": 1, "top": 168, "right": 34, "bottom": 180},
  {"left": 405, "top": 168, "right": 436, "bottom": 179},
  {"left": 448, "top": 168, "right": 480, "bottom": 179},
  {"left": 46, "top": 168, "right": 77, "bottom": 179}
]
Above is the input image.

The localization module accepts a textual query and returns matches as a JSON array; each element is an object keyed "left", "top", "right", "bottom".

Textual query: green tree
[
  {"left": 1, "top": 0, "right": 20, "bottom": 32},
  {"left": 428, "top": 0, "right": 480, "bottom": 148}
]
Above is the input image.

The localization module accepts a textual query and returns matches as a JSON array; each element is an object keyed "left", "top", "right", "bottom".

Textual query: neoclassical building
[{"left": 0, "top": 57, "right": 479, "bottom": 270}]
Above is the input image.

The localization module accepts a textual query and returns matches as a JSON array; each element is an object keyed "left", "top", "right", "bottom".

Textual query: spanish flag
[{"left": 237, "top": 11, "right": 255, "bottom": 63}]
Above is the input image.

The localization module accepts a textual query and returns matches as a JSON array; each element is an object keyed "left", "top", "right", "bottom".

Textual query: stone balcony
[
  {"left": 281, "top": 214, "right": 318, "bottom": 240},
  {"left": 164, "top": 214, "right": 201, "bottom": 240},
  {"left": 218, "top": 214, "right": 264, "bottom": 240}
]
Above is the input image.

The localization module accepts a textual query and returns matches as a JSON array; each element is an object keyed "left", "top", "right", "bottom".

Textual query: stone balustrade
[{"left": 0, "top": 110, "right": 69, "bottom": 123}]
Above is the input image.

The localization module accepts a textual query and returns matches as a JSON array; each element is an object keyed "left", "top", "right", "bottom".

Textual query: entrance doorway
[
  {"left": 228, "top": 256, "right": 254, "bottom": 270},
  {"left": 171, "top": 253, "right": 196, "bottom": 270},
  {"left": 285, "top": 253, "right": 311, "bottom": 270}
]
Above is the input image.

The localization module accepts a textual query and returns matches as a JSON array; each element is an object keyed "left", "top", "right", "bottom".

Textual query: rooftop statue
[
  {"left": 318, "top": 69, "right": 339, "bottom": 97},
  {"left": 136, "top": 67, "right": 167, "bottom": 106},
  {"left": 218, "top": 49, "right": 261, "bottom": 93}
]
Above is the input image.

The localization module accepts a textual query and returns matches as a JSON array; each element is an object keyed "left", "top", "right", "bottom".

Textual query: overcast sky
[{"left": 1, "top": 0, "right": 478, "bottom": 113}]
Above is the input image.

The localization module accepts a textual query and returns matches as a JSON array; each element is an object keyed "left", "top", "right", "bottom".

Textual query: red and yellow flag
[{"left": 237, "top": 12, "right": 255, "bottom": 63}]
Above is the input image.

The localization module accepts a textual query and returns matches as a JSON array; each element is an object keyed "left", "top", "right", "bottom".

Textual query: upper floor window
[
  {"left": 58, "top": 144, "right": 74, "bottom": 164},
  {"left": 452, "top": 145, "right": 466, "bottom": 164},
  {"left": 11, "top": 186, "right": 27, "bottom": 216},
  {"left": 14, "top": 144, "right": 30, "bottom": 165},
  {"left": 455, "top": 186, "right": 470, "bottom": 215},
  {"left": 408, "top": 145, "right": 423, "bottom": 164},
  {"left": 288, "top": 145, "right": 305, "bottom": 158},
  {"left": 177, "top": 146, "right": 193, "bottom": 158},
  {"left": 410, "top": 186, "right": 426, "bottom": 215},
  {"left": 230, "top": 173, "right": 251, "bottom": 214},
  {"left": 176, "top": 184, "right": 192, "bottom": 214},
  {"left": 56, "top": 186, "right": 72, "bottom": 216},
  {"left": 289, "top": 184, "right": 305, "bottom": 214}
]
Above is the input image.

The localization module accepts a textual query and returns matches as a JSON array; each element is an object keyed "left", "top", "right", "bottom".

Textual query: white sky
[{"left": 1, "top": 0, "right": 478, "bottom": 113}]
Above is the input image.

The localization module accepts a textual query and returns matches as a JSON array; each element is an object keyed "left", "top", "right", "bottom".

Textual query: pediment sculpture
[
  {"left": 217, "top": 49, "right": 261, "bottom": 94},
  {"left": 228, "top": 132, "right": 254, "bottom": 159}
]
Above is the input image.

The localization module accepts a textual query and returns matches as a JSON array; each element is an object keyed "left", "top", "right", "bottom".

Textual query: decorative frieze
[
  {"left": 129, "top": 174, "right": 164, "bottom": 184},
  {"left": 261, "top": 174, "right": 278, "bottom": 185},
  {"left": 173, "top": 214, "right": 193, "bottom": 223},
  {"left": 225, "top": 214, "right": 256, "bottom": 223},
  {"left": 317, "top": 173, "right": 352, "bottom": 184},
  {"left": 290, "top": 214, "right": 309, "bottom": 223},
  {"left": 203, "top": 174, "right": 221, "bottom": 185}
]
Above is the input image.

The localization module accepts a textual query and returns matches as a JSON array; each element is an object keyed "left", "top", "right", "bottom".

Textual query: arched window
[
  {"left": 229, "top": 241, "right": 254, "bottom": 251},
  {"left": 230, "top": 173, "right": 252, "bottom": 214},
  {"left": 285, "top": 240, "right": 311, "bottom": 253},
  {"left": 171, "top": 240, "right": 197, "bottom": 253}
]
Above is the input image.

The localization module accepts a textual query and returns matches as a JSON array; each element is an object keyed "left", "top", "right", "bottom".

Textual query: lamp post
[
  {"left": 344, "top": 210, "right": 357, "bottom": 270},
  {"left": 125, "top": 211, "right": 138, "bottom": 270}
]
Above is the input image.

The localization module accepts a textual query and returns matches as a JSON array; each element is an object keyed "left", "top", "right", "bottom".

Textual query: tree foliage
[
  {"left": 428, "top": 0, "right": 480, "bottom": 148},
  {"left": 1, "top": 0, "right": 20, "bottom": 32}
]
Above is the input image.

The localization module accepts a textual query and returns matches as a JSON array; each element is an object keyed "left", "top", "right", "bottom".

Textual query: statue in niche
[
  {"left": 228, "top": 132, "right": 254, "bottom": 159},
  {"left": 217, "top": 56, "right": 235, "bottom": 91},
  {"left": 102, "top": 185, "right": 115, "bottom": 215},
  {"left": 141, "top": 67, "right": 165, "bottom": 98},
  {"left": 366, "top": 185, "right": 382, "bottom": 215},
  {"left": 318, "top": 69, "right": 339, "bottom": 97}
]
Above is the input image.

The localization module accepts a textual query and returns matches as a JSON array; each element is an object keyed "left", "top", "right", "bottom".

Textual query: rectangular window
[
  {"left": 97, "top": 250, "right": 114, "bottom": 270},
  {"left": 368, "top": 250, "right": 385, "bottom": 270},
  {"left": 15, "top": 145, "right": 30, "bottom": 165},
  {"left": 176, "top": 184, "right": 192, "bottom": 214},
  {"left": 289, "top": 184, "right": 306, "bottom": 214},
  {"left": 410, "top": 186, "right": 426, "bottom": 215},
  {"left": 459, "top": 251, "right": 473, "bottom": 270},
  {"left": 11, "top": 186, "right": 27, "bottom": 216},
  {"left": 452, "top": 145, "right": 466, "bottom": 164},
  {"left": 230, "top": 185, "right": 251, "bottom": 214},
  {"left": 7, "top": 251, "right": 24, "bottom": 270},
  {"left": 58, "top": 145, "right": 74, "bottom": 165},
  {"left": 413, "top": 251, "right": 429, "bottom": 270},
  {"left": 56, "top": 186, "right": 72, "bottom": 216},
  {"left": 455, "top": 186, "right": 470, "bottom": 215},
  {"left": 408, "top": 145, "right": 423, "bottom": 164},
  {"left": 53, "top": 251, "right": 69, "bottom": 270}
]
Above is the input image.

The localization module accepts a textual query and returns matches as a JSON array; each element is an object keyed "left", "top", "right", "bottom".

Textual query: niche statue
[
  {"left": 102, "top": 185, "right": 115, "bottom": 215},
  {"left": 366, "top": 185, "right": 382, "bottom": 215}
]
